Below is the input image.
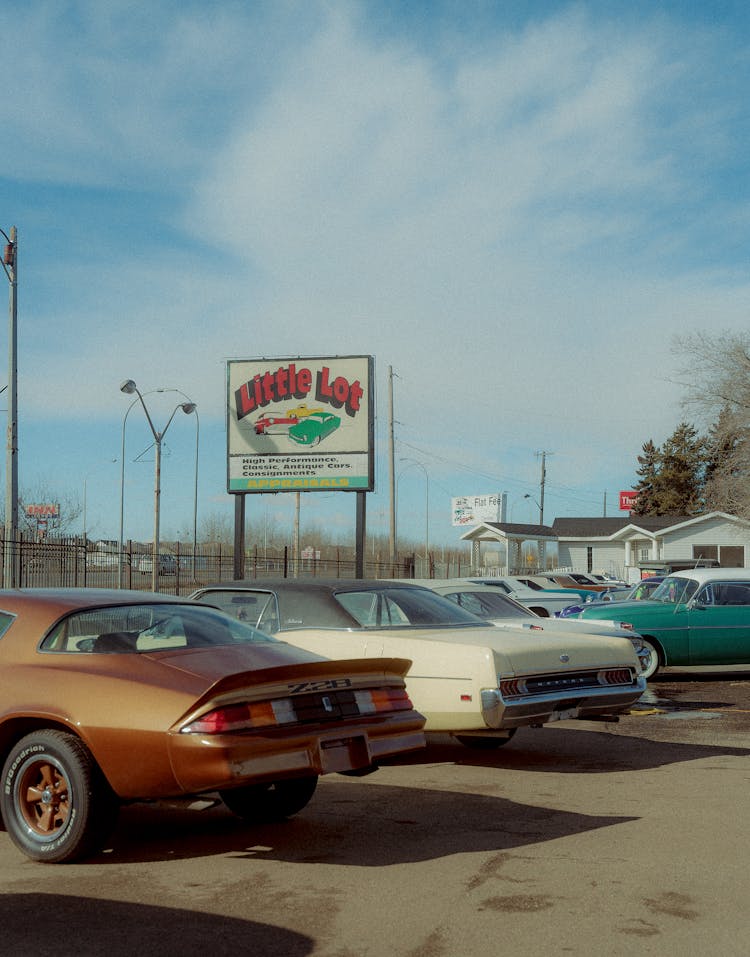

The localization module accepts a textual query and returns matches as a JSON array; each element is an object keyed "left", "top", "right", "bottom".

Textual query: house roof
[
  {"left": 551, "top": 516, "right": 684, "bottom": 537},
  {"left": 461, "top": 521, "right": 557, "bottom": 542}
]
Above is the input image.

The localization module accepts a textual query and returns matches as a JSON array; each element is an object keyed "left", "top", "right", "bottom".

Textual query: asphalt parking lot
[{"left": 1, "top": 668, "right": 749, "bottom": 957}]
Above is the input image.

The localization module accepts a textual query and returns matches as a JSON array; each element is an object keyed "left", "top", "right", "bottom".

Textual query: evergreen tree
[
  {"left": 655, "top": 422, "right": 704, "bottom": 515},
  {"left": 632, "top": 439, "right": 661, "bottom": 515}
]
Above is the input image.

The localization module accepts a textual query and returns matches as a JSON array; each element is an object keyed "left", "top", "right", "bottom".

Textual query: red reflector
[{"left": 460, "top": 694, "right": 472, "bottom": 702}]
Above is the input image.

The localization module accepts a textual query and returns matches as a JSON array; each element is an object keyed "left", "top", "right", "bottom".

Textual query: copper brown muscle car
[{"left": 0, "top": 589, "right": 425, "bottom": 863}]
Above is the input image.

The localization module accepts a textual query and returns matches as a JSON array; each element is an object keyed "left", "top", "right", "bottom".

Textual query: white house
[{"left": 461, "top": 511, "right": 750, "bottom": 582}]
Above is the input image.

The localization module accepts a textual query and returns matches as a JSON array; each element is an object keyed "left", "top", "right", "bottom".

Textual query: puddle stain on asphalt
[
  {"left": 642, "top": 892, "right": 700, "bottom": 921},
  {"left": 478, "top": 894, "right": 556, "bottom": 913},
  {"left": 630, "top": 687, "right": 730, "bottom": 719}
]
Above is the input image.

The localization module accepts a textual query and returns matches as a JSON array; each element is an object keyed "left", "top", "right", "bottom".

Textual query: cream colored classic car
[{"left": 191, "top": 580, "right": 646, "bottom": 748}]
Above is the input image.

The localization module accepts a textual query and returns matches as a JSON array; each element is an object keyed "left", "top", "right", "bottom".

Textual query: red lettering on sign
[{"left": 315, "top": 367, "right": 364, "bottom": 417}]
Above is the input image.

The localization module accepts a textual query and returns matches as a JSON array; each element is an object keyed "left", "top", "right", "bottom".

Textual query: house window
[
  {"left": 719, "top": 546, "right": 744, "bottom": 568},
  {"left": 693, "top": 545, "right": 718, "bottom": 563}
]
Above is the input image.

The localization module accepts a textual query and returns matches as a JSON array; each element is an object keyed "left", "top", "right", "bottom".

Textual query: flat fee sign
[{"left": 227, "top": 356, "right": 374, "bottom": 493}]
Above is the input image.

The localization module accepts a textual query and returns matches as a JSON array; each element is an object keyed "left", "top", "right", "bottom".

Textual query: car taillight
[
  {"left": 180, "top": 687, "right": 414, "bottom": 734},
  {"left": 181, "top": 699, "right": 297, "bottom": 734},
  {"left": 597, "top": 668, "right": 633, "bottom": 685},
  {"left": 499, "top": 677, "right": 528, "bottom": 698},
  {"left": 354, "top": 688, "right": 413, "bottom": 713}
]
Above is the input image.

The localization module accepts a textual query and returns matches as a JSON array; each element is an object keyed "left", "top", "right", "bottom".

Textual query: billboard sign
[
  {"left": 227, "top": 356, "right": 374, "bottom": 493},
  {"left": 452, "top": 494, "right": 502, "bottom": 527},
  {"left": 24, "top": 503, "right": 59, "bottom": 517}
]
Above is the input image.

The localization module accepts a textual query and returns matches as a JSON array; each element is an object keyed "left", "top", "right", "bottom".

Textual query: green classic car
[
  {"left": 576, "top": 568, "right": 750, "bottom": 679},
  {"left": 288, "top": 411, "right": 341, "bottom": 446}
]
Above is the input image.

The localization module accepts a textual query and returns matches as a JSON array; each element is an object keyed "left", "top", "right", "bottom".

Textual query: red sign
[
  {"left": 619, "top": 491, "right": 637, "bottom": 511},
  {"left": 25, "top": 503, "right": 59, "bottom": 517}
]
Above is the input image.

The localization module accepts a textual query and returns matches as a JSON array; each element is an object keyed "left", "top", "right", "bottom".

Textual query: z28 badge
[{"left": 287, "top": 678, "right": 353, "bottom": 694}]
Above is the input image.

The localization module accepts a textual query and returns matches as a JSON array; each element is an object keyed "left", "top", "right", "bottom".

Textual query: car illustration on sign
[
  {"left": 254, "top": 412, "right": 299, "bottom": 435},
  {"left": 288, "top": 412, "right": 341, "bottom": 446},
  {"left": 285, "top": 403, "right": 324, "bottom": 419}
]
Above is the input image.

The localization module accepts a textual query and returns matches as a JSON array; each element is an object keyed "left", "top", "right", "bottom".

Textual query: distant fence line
[{"left": 0, "top": 536, "right": 481, "bottom": 593}]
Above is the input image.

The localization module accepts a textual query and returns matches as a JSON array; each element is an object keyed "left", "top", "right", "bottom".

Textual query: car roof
[
  {"left": 0, "top": 588, "right": 194, "bottom": 624},
  {"left": 197, "top": 578, "right": 431, "bottom": 595},
  {"left": 409, "top": 579, "right": 499, "bottom": 593},
  {"left": 669, "top": 568, "right": 750, "bottom": 583}
]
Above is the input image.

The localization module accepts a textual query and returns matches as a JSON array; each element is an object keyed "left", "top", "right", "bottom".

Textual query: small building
[{"left": 462, "top": 511, "right": 750, "bottom": 582}]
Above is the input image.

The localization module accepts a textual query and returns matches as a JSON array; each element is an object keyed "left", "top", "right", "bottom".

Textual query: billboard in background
[
  {"left": 24, "top": 504, "right": 59, "bottom": 517},
  {"left": 619, "top": 490, "right": 638, "bottom": 511},
  {"left": 227, "top": 356, "right": 374, "bottom": 493},
  {"left": 452, "top": 494, "right": 502, "bottom": 527}
]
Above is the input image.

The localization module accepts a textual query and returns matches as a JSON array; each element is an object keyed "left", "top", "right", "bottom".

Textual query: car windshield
[
  {"left": 41, "top": 603, "right": 278, "bottom": 653},
  {"left": 334, "top": 586, "right": 489, "bottom": 628},
  {"left": 648, "top": 576, "right": 700, "bottom": 605}
]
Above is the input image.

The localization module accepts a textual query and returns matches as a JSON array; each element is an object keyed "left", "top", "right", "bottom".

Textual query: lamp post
[
  {"left": 119, "top": 380, "right": 196, "bottom": 592},
  {"left": 524, "top": 493, "right": 543, "bottom": 525},
  {"left": 1, "top": 227, "right": 17, "bottom": 588},
  {"left": 169, "top": 389, "right": 199, "bottom": 579}
]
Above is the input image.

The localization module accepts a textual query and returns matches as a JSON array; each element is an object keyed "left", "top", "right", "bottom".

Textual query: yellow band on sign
[{"left": 245, "top": 478, "right": 352, "bottom": 490}]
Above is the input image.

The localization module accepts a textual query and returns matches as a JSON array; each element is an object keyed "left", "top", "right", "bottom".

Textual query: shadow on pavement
[
  {"left": 88, "top": 777, "right": 635, "bottom": 867},
  {"left": 386, "top": 724, "right": 750, "bottom": 774},
  {"left": 0, "top": 894, "right": 313, "bottom": 956}
]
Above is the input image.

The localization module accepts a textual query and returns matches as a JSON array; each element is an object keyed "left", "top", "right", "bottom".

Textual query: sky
[{"left": 1, "top": 0, "right": 749, "bottom": 554}]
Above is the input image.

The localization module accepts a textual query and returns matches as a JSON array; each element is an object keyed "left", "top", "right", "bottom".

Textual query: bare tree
[
  {"left": 673, "top": 331, "right": 750, "bottom": 519},
  {"left": 16, "top": 480, "right": 83, "bottom": 537}
]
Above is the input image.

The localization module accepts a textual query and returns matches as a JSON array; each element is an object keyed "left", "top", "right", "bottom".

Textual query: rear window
[
  {"left": 0, "top": 611, "right": 16, "bottom": 640},
  {"left": 40, "top": 603, "right": 278, "bottom": 653},
  {"left": 334, "top": 587, "right": 487, "bottom": 628},
  {"left": 443, "top": 591, "right": 531, "bottom": 619}
]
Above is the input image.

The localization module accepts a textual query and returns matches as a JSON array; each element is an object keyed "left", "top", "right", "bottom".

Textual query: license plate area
[
  {"left": 319, "top": 734, "right": 371, "bottom": 773},
  {"left": 550, "top": 707, "right": 580, "bottom": 721}
]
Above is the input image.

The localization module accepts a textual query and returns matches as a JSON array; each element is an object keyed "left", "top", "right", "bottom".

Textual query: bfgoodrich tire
[
  {"left": 1, "top": 730, "right": 119, "bottom": 863},
  {"left": 220, "top": 776, "right": 319, "bottom": 823}
]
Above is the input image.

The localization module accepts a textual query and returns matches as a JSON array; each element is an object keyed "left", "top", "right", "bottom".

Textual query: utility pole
[
  {"left": 388, "top": 366, "right": 396, "bottom": 568},
  {"left": 537, "top": 450, "right": 548, "bottom": 526},
  {"left": 2, "top": 226, "right": 18, "bottom": 588}
]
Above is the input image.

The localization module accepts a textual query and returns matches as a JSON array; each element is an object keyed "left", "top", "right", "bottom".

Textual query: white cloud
[{"left": 5, "top": 1, "right": 750, "bottom": 537}]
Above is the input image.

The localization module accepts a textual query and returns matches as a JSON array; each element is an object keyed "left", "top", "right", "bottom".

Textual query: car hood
[{"left": 579, "top": 599, "right": 676, "bottom": 623}]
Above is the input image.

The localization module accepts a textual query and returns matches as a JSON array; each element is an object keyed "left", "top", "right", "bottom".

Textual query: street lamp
[
  {"left": 169, "top": 388, "right": 200, "bottom": 579},
  {"left": 524, "top": 493, "right": 543, "bottom": 525},
  {"left": 119, "top": 380, "right": 196, "bottom": 592}
]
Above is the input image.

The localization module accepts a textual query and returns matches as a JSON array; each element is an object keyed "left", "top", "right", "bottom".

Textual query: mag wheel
[
  {"left": 220, "top": 776, "right": 319, "bottom": 823},
  {"left": 1, "top": 730, "right": 119, "bottom": 863}
]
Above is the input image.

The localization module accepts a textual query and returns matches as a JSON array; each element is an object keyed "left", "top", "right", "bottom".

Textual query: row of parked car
[{"left": 0, "top": 565, "right": 746, "bottom": 863}]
